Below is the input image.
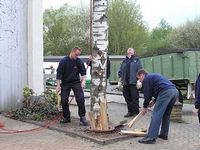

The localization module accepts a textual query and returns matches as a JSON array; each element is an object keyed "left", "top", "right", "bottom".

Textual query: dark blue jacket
[
  {"left": 142, "top": 73, "right": 176, "bottom": 108},
  {"left": 56, "top": 56, "right": 86, "bottom": 85},
  {"left": 195, "top": 74, "right": 200, "bottom": 109},
  {"left": 118, "top": 55, "right": 142, "bottom": 85}
]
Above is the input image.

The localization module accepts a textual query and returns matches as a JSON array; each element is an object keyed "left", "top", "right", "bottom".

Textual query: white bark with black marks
[{"left": 90, "top": 0, "right": 108, "bottom": 110}]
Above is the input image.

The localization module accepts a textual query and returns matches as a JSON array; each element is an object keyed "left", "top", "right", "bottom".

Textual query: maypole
[{"left": 88, "top": 0, "right": 112, "bottom": 131}]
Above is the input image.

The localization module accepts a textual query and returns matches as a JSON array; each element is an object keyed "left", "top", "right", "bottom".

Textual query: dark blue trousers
[
  {"left": 61, "top": 83, "right": 86, "bottom": 119},
  {"left": 148, "top": 88, "right": 179, "bottom": 139},
  {"left": 122, "top": 84, "right": 139, "bottom": 114}
]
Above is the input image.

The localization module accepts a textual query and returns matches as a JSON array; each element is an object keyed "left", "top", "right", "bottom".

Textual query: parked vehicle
[
  {"left": 43, "top": 66, "right": 56, "bottom": 87},
  {"left": 108, "top": 49, "right": 200, "bottom": 99}
]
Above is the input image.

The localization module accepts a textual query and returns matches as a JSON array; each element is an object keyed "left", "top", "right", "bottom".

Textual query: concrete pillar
[{"left": 28, "top": 0, "right": 44, "bottom": 94}]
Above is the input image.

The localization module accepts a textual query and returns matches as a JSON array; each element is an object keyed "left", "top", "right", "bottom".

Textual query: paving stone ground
[{"left": 0, "top": 92, "right": 200, "bottom": 150}]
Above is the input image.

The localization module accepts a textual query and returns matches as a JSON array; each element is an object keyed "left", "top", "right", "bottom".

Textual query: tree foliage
[
  {"left": 167, "top": 17, "right": 200, "bottom": 48},
  {"left": 43, "top": 2, "right": 200, "bottom": 56},
  {"left": 43, "top": 4, "right": 90, "bottom": 56},
  {"left": 108, "top": 0, "right": 149, "bottom": 55},
  {"left": 144, "top": 19, "right": 172, "bottom": 55}
]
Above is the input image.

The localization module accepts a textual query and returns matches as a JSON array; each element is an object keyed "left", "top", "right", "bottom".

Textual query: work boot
[
  {"left": 80, "top": 116, "right": 88, "bottom": 126},
  {"left": 124, "top": 112, "right": 135, "bottom": 118},
  {"left": 138, "top": 137, "right": 156, "bottom": 144},
  {"left": 60, "top": 118, "right": 71, "bottom": 124},
  {"left": 158, "top": 135, "right": 168, "bottom": 140}
]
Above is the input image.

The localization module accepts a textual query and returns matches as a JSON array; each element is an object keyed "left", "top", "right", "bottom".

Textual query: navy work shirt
[
  {"left": 125, "top": 57, "right": 132, "bottom": 83},
  {"left": 195, "top": 74, "right": 200, "bottom": 109},
  {"left": 142, "top": 73, "right": 176, "bottom": 108},
  {"left": 56, "top": 56, "right": 86, "bottom": 85}
]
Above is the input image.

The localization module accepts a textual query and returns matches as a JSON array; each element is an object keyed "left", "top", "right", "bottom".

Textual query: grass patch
[{"left": 183, "top": 99, "right": 194, "bottom": 104}]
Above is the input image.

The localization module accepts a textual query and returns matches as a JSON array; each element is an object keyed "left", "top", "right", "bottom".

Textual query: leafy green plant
[
  {"left": 22, "top": 86, "right": 34, "bottom": 108},
  {"left": 9, "top": 88, "right": 59, "bottom": 121}
]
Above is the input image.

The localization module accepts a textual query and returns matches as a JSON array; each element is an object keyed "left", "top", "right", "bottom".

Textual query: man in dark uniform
[
  {"left": 56, "top": 47, "right": 88, "bottom": 126},
  {"left": 193, "top": 74, "right": 200, "bottom": 124},
  {"left": 118, "top": 48, "right": 142, "bottom": 117},
  {"left": 137, "top": 69, "right": 179, "bottom": 144}
]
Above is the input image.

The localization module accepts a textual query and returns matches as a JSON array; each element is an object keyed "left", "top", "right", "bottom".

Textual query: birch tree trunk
[{"left": 90, "top": 0, "right": 108, "bottom": 111}]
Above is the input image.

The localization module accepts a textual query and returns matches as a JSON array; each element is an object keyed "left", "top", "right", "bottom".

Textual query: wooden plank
[
  {"left": 57, "top": 93, "right": 61, "bottom": 109},
  {"left": 88, "top": 111, "right": 96, "bottom": 130},
  {"left": 127, "top": 112, "right": 143, "bottom": 128},
  {"left": 100, "top": 101, "right": 109, "bottom": 130},
  {"left": 96, "top": 115, "right": 102, "bottom": 130},
  {"left": 120, "top": 130, "right": 147, "bottom": 137},
  {"left": 133, "top": 128, "right": 147, "bottom": 132}
]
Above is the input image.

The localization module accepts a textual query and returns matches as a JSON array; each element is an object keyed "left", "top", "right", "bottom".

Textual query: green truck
[{"left": 109, "top": 49, "right": 200, "bottom": 99}]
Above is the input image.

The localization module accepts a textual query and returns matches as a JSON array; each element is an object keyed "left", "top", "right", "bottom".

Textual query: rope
[
  {"left": 0, "top": 113, "right": 62, "bottom": 134},
  {"left": 0, "top": 121, "right": 4, "bottom": 128},
  {"left": 90, "top": 0, "right": 93, "bottom": 52}
]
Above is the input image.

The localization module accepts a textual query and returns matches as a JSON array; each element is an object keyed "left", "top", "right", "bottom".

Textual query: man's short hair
[
  {"left": 137, "top": 69, "right": 148, "bottom": 76},
  {"left": 71, "top": 46, "right": 82, "bottom": 52}
]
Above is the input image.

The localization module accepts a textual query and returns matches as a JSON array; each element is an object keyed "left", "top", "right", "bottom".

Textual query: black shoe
[
  {"left": 60, "top": 118, "right": 71, "bottom": 124},
  {"left": 124, "top": 113, "right": 135, "bottom": 118},
  {"left": 138, "top": 137, "right": 156, "bottom": 144},
  {"left": 80, "top": 116, "right": 88, "bottom": 126},
  {"left": 158, "top": 135, "right": 168, "bottom": 140}
]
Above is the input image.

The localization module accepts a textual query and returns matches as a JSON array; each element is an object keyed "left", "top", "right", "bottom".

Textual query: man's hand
[
  {"left": 81, "top": 82, "right": 85, "bottom": 89},
  {"left": 56, "top": 85, "right": 61, "bottom": 93},
  {"left": 148, "top": 100, "right": 155, "bottom": 108},
  {"left": 193, "top": 108, "right": 199, "bottom": 115},
  {"left": 56, "top": 80, "right": 61, "bottom": 93},
  {"left": 117, "top": 77, "right": 122, "bottom": 87},
  {"left": 81, "top": 75, "right": 86, "bottom": 89},
  {"left": 88, "top": 55, "right": 92, "bottom": 61},
  {"left": 140, "top": 107, "right": 148, "bottom": 116}
]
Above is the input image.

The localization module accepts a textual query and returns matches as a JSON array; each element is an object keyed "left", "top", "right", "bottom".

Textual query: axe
[{"left": 127, "top": 112, "right": 143, "bottom": 128}]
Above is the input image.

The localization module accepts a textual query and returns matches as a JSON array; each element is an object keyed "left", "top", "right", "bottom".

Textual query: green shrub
[{"left": 9, "top": 88, "right": 59, "bottom": 121}]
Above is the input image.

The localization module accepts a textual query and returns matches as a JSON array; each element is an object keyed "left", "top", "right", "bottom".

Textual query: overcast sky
[{"left": 43, "top": 0, "right": 200, "bottom": 29}]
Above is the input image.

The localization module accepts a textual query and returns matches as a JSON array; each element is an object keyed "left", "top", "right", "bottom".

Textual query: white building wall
[
  {"left": 0, "top": 0, "right": 43, "bottom": 111},
  {"left": 28, "top": 0, "right": 44, "bottom": 95},
  {"left": 0, "top": 0, "right": 28, "bottom": 111}
]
